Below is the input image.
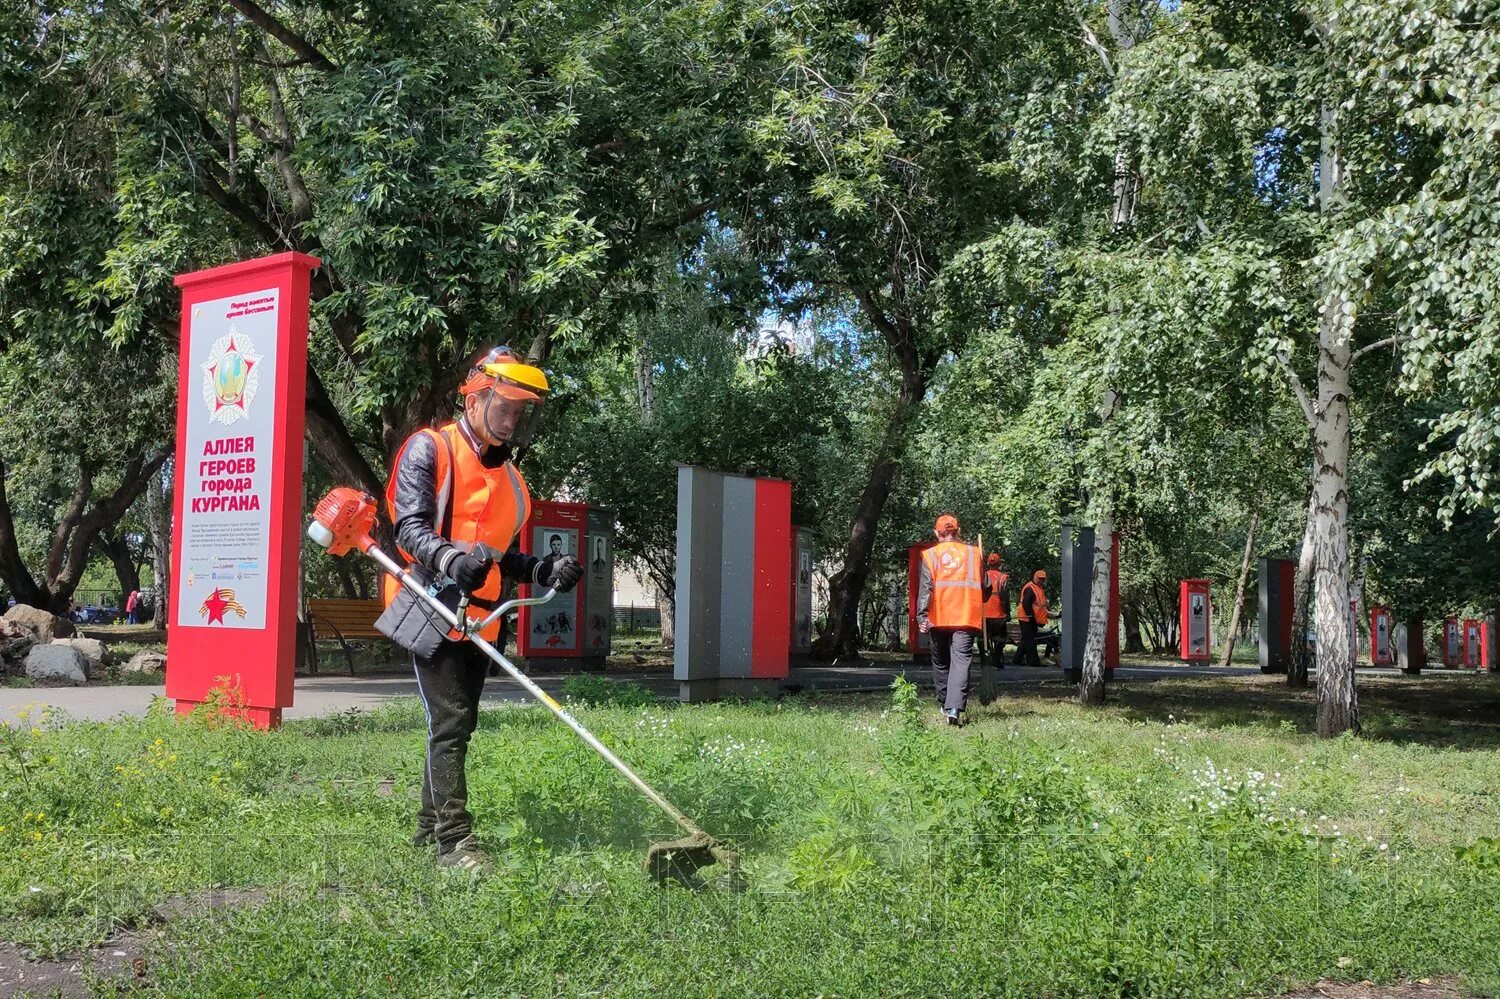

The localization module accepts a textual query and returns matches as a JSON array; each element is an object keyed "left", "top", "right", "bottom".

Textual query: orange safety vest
[
  {"left": 1018, "top": 580, "right": 1049, "bottom": 625},
  {"left": 983, "top": 570, "right": 1008, "bottom": 621},
  {"left": 921, "top": 541, "right": 983, "bottom": 631},
  {"left": 383, "top": 422, "right": 532, "bottom": 641}
]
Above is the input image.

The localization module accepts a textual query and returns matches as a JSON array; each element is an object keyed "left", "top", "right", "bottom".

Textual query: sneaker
[
  {"left": 411, "top": 827, "right": 436, "bottom": 849},
  {"left": 945, "top": 709, "right": 962, "bottom": 727},
  {"left": 438, "top": 835, "right": 493, "bottom": 874}
]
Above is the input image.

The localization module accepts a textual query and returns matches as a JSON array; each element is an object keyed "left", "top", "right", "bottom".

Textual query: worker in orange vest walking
[
  {"left": 1016, "top": 569, "right": 1050, "bottom": 668},
  {"left": 385, "top": 346, "right": 583, "bottom": 872},
  {"left": 983, "top": 552, "right": 1010, "bottom": 670},
  {"left": 917, "top": 514, "right": 991, "bottom": 726}
]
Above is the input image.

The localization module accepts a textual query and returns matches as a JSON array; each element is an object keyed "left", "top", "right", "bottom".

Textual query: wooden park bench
[
  {"left": 993, "top": 621, "right": 1061, "bottom": 664},
  {"left": 304, "top": 598, "right": 385, "bottom": 675}
]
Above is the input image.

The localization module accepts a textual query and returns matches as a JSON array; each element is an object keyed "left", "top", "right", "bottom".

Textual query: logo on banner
[
  {"left": 201, "top": 331, "right": 262, "bottom": 425},
  {"left": 199, "top": 588, "right": 248, "bottom": 625}
]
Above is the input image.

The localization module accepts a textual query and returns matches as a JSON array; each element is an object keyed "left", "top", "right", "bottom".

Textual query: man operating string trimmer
[
  {"left": 382, "top": 346, "right": 583, "bottom": 872},
  {"left": 310, "top": 347, "right": 741, "bottom": 887}
]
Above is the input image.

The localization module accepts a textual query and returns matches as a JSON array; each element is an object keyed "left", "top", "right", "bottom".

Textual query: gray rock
[
  {"left": 123, "top": 650, "right": 167, "bottom": 674},
  {"left": 23, "top": 644, "right": 88, "bottom": 685},
  {"left": 3, "top": 604, "right": 76, "bottom": 641},
  {"left": 0, "top": 617, "right": 35, "bottom": 673},
  {"left": 51, "top": 637, "right": 110, "bottom": 669}
]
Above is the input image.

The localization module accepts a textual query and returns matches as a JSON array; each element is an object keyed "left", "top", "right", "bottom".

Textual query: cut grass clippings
[{"left": 0, "top": 675, "right": 1497, "bottom": 997}]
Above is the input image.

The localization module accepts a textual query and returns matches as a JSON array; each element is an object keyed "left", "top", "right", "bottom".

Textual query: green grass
[{"left": 1, "top": 675, "right": 1498, "bottom": 997}]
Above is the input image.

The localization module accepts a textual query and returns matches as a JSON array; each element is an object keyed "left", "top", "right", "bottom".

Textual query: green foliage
[{"left": 559, "top": 675, "right": 654, "bottom": 708}]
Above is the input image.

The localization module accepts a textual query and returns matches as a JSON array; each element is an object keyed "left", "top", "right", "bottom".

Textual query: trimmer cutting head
[{"left": 645, "top": 833, "right": 745, "bottom": 890}]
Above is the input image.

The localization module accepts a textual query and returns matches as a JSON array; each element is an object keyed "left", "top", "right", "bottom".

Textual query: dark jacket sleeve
[
  {"left": 392, "top": 432, "right": 459, "bottom": 577},
  {"left": 499, "top": 540, "right": 544, "bottom": 585},
  {"left": 1020, "top": 584, "right": 1035, "bottom": 618}
]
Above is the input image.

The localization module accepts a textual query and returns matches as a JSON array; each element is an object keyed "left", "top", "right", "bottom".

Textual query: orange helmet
[
  {"left": 987, "top": 553, "right": 1001, "bottom": 568},
  {"left": 1033, "top": 569, "right": 1047, "bottom": 583},
  {"left": 934, "top": 514, "right": 959, "bottom": 533}
]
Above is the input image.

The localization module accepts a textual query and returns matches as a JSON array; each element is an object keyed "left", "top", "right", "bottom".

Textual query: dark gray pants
[
  {"left": 412, "top": 639, "right": 489, "bottom": 849},
  {"left": 930, "top": 628, "right": 976, "bottom": 713},
  {"left": 984, "top": 619, "right": 1008, "bottom": 668},
  {"left": 1018, "top": 621, "right": 1042, "bottom": 667}
]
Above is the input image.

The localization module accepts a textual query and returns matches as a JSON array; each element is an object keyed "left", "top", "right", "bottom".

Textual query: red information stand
[
  {"left": 518, "top": 501, "right": 613, "bottom": 666},
  {"left": 1369, "top": 605, "right": 1393, "bottom": 666},
  {"left": 166, "top": 252, "right": 319, "bottom": 728},
  {"left": 1443, "top": 616, "right": 1461, "bottom": 667},
  {"left": 907, "top": 542, "right": 936, "bottom": 656},
  {"left": 1462, "top": 618, "right": 1482, "bottom": 669},
  {"left": 1179, "top": 579, "right": 1211, "bottom": 663}
]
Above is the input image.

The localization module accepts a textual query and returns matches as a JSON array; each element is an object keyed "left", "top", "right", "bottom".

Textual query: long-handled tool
[
  {"left": 977, "top": 532, "right": 996, "bottom": 704},
  {"left": 306, "top": 487, "right": 742, "bottom": 888}
]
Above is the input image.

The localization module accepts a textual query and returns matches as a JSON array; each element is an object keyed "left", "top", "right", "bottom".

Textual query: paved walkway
[{"left": 1, "top": 660, "right": 1406, "bottom": 727}]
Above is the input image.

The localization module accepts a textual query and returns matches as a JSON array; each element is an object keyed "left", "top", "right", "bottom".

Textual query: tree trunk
[
  {"left": 816, "top": 382, "right": 925, "bottom": 658},
  {"left": 1349, "top": 551, "right": 1368, "bottom": 666},
  {"left": 1079, "top": 515, "right": 1114, "bottom": 705},
  {"left": 884, "top": 577, "right": 903, "bottom": 651},
  {"left": 1312, "top": 286, "right": 1358, "bottom": 736},
  {"left": 1122, "top": 600, "right": 1145, "bottom": 653},
  {"left": 1287, "top": 490, "right": 1317, "bottom": 688},
  {"left": 147, "top": 464, "right": 172, "bottom": 629},
  {"left": 1078, "top": 2, "right": 1144, "bottom": 701},
  {"left": 1220, "top": 509, "right": 1260, "bottom": 668},
  {"left": 0, "top": 456, "right": 46, "bottom": 607},
  {"left": 96, "top": 531, "right": 142, "bottom": 603},
  {"left": 333, "top": 558, "right": 360, "bottom": 600},
  {"left": 655, "top": 584, "right": 675, "bottom": 647}
]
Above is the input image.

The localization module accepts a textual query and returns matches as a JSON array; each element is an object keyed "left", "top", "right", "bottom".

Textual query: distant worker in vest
[
  {"left": 983, "top": 553, "right": 1010, "bottom": 670},
  {"left": 386, "top": 346, "right": 584, "bottom": 872},
  {"left": 916, "top": 514, "right": 991, "bottom": 726},
  {"left": 1016, "top": 569, "right": 1051, "bottom": 668}
]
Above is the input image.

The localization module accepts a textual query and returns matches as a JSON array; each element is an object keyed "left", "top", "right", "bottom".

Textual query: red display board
[
  {"left": 1442, "top": 616, "right": 1461, "bottom": 667},
  {"left": 1483, "top": 612, "right": 1499, "bottom": 673},
  {"left": 1463, "top": 618, "right": 1482, "bottom": 668},
  {"left": 1369, "top": 605, "right": 1394, "bottom": 666},
  {"left": 907, "top": 542, "right": 936, "bottom": 656},
  {"left": 166, "top": 252, "right": 319, "bottom": 728},
  {"left": 1179, "top": 579, "right": 1211, "bottom": 663},
  {"left": 518, "top": 500, "right": 613, "bottom": 663}
]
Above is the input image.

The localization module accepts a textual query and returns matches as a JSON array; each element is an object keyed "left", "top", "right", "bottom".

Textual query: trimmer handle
[{"left": 473, "top": 586, "right": 558, "bottom": 633}]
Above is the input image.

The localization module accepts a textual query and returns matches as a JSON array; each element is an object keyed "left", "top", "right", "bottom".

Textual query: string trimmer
[{"left": 306, "top": 487, "right": 743, "bottom": 888}]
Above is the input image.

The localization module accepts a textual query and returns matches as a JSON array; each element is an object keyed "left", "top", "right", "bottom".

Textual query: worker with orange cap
[
  {"left": 916, "top": 514, "right": 991, "bottom": 725},
  {"left": 982, "top": 552, "right": 1010, "bottom": 672},
  {"left": 384, "top": 346, "right": 583, "bottom": 872},
  {"left": 1016, "top": 568, "right": 1051, "bottom": 668}
]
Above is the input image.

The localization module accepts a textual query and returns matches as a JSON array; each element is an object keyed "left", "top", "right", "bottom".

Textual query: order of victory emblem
[{"left": 201, "top": 331, "right": 262, "bottom": 425}]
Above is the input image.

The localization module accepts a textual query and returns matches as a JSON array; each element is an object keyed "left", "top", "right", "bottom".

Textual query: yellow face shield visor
[{"left": 460, "top": 353, "right": 550, "bottom": 447}]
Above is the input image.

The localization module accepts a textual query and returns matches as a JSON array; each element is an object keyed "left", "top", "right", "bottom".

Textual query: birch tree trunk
[
  {"left": 1077, "top": 0, "right": 1143, "bottom": 705},
  {"left": 1220, "top": 509, "right": 1260, "bottom": 668},
  {"left": 1310, "top": 82, "right": 1359, "bottom": 736},
  {"left": 1079, "top": 516, "right": 1114, "bottom": 705},
  {"left": 1313, "top": 285, "right": 1358, "bottom": 736}
]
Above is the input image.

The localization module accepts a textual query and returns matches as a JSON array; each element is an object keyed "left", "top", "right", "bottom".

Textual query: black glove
[
  {"left": 536, "top": 553, "right": 583, "bottom": 593},
  {"left": 444, "top": 544, "right": 495, "bottom": 595}
]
